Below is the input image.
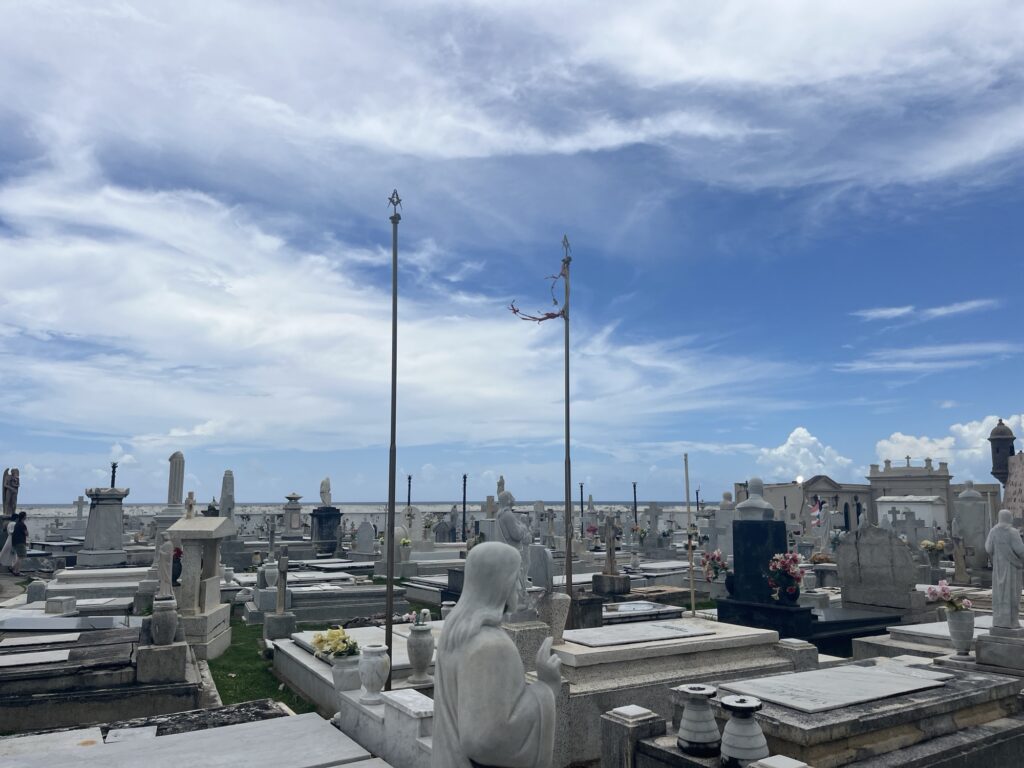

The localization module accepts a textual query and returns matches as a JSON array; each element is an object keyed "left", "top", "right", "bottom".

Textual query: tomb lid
[{"left": 168, "top": 516, "right": 237, "bottom": 539}]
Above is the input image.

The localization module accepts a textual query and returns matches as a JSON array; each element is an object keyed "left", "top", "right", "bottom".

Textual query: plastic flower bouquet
[
  {"left": 767, "top": 552, "right": 803, "bottom": 600},
  {"left": 701, "top": 549, "right": 729, "bottom": 581},
  {"left": 311, "top": 626, "right": 359, "bottom": 659},
  {"left": 925, "top": 579, "right": 972, "bottom": 612}
]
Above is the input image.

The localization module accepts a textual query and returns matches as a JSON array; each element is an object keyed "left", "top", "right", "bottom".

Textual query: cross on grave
[
  {"left": 74, "top": 496, "right": 86, "bottom": 519},
  {"left": 276, "top": 545, "right": 289, "bottom": 615},
  {"left": 604, "top": 515, "right": 618, "bottom": 576}
]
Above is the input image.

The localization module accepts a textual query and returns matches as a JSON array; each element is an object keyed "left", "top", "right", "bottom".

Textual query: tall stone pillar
[
  {"left": 219, "top": 470, "right": 235, "bottom": 519},
  {"left": 155, "top": 451, "right": 186, "bottom": 535}
]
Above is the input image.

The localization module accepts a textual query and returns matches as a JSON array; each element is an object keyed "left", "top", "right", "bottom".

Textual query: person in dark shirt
[{"left": 10, "top": 512, "right": 27, "bottom": 576}]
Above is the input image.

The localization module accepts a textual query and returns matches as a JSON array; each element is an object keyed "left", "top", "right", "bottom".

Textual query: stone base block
[
  {"left": 180, "top": 602, "right": 231, "bottom": 638},
  {"left": 75, "top": 549, "right": 128, "bottom": 567},
  {"left": 137, "top": 641, "right": 189, "bottom": 683},
  {"left": 45, "top": 596, "right": 76, "bottom": 614},
  {"left": 264, "top": 612, "right": 297, "bottom": 642},
  {"left": 976, "top": 633, "right": 1024, "bottom": 671},
  {"left": 592, "top": 573, "right": 631, "bottom": 596},
  {"left": 502, "top": 619, "right": 551, "bottom": 673},
  {"left": 189, "top": 626, "right": 232, "bottom": 660}
]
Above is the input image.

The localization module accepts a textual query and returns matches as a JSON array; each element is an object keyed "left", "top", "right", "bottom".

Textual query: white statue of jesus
[{"left": 987, "top": 509, "right": 1024, "bottom": 629}]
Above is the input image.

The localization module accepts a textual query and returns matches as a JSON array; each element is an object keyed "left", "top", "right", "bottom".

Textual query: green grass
[{"left": 208, "top": 620, "right": 317, "bottom": 714}]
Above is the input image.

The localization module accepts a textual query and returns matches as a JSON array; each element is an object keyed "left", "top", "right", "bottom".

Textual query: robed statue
[{"left": 987, "top": 509, "right": 1024, "bottom": 629}]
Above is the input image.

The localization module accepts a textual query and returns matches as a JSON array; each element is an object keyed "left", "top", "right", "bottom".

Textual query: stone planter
[
  {"left": 720, "top": 695, "right": 769, "bottom": 767},
  {"left": 399, "top": 546, "right": 411, "bottom": 563},
  {"left": 946, "top": 608, "right": 975, "bottom": 660},
  {"left": 263, "top": 560, "right": 279, "bottom": 588},
  {"left": 331, "top": 654, "right": 361, "bottom": 705},
  {"left": 406, "top": 614, "right": 435, "bottom": 685},
  {"left": 440, "top": 600, "right": 456, "bottom": 619},
  {"left": 358, "top": 644, "right": 391, "bottom": 704},
  {"left": 150, "top": 597, "right": 178, "bottom": 646},
  {"left": 676, "top": 684, "right": 720, "bottom": 757}
]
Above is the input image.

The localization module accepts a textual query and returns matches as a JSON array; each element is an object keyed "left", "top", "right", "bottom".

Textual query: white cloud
[
  {"left": 0, "top": 159, "right": 795, "bottom": 465},
  {"left": 757, "top": 427, "right": 853, "bottom": 481},
  {"left": 851, "top": 306, "right": 915, "bottom": 321},
  {"left": 851, "top": 299, "right": 1000, "bottom": 323},
  {"left": 939, "top": 400, "right": 958, "bottom": 409},
  {"left": 875, "top": 414, "right": 1024, "bottom": 479},
  {"left": 836, "top": 342, "right": 1019, "bottom": 373}
]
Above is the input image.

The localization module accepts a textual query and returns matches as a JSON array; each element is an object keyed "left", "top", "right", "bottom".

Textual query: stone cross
[
  {"left": 74, "top": 495, "right": 86, "bottom": 519},
  {"left": 157, "top": 535, "right": 173, "bottom": 598},
  {"left": 185, "top": 491, "right": 196, "bottom": 519},
  {"left": 276, "top": 545, "right": 289, "bottom": 614},
  {"left": 604, "top": 515, "right": 618, "bottom": 576}
]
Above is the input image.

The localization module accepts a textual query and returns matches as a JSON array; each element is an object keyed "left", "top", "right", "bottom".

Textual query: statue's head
[
  {"left": 999, "top": 508, "right": 1014, "bottom": 525},
  {"left": 439, "top": 542, "right": 521, "bottom": 652}
]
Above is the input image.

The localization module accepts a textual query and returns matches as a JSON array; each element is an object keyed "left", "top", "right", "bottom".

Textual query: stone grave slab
[
  {"left": 0, "top": 616, "right": 123, "bottom": 631},
  {"left": 888, "top": 614, "right": 992, "bottom": 648},
  {"left": 0, "top": 728, "right": 104, "bottom": 757},
  {"left": 0, "top": 649, "right": 72, "bottom": 668},
  {"left": 3, "top": 712, "right": 369, "bottom": 768},
  {"left": 0, "top": 632, "right": 81, "bottom": 648},
  {"left": 562, "top": 622, "right": 714, "bottom": 647},
  {"left": 720, "top": 663, "right": 950, "bottom": 713}
]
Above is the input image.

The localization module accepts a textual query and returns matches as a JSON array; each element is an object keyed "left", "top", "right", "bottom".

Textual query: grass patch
[{"left": 208, "top": 620, "right": 317, "bottom": 714}]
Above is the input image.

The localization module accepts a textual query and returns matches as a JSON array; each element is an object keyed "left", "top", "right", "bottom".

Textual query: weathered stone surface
[
  {"left": 136, "top": 641, "right": 188, "bottom": 684},
  {"left": 263, "top": 612, "right": 297, "bottom": 642},
  {"left": 837, "top": 525, "right": 924, "bottom": 612}
]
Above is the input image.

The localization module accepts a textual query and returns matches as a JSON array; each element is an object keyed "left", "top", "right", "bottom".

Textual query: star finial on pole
[{"left": 388, "top": 189, "right": 402, "bottom": 215}]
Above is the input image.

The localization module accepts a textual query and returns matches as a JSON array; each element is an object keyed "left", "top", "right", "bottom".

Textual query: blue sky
[{"left": 1, "top": 2, "right": 1022, "bottom": 504}]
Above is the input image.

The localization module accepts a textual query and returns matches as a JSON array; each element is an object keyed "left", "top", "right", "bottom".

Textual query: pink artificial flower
[
  {"left": 786, "top": 586, "right": 797, "bottom": 594},
  {"left": 963, "top": 599, "right": 973, "bottom": 609}
]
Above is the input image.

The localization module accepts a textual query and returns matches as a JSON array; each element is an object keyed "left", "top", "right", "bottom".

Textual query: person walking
[{"left": 9, "top": 512, "right": 28, "bottom": 576}]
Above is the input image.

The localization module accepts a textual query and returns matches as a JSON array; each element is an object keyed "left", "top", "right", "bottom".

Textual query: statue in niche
[
  {"left": 433, "top": 542, "right": 559, "bottom": 768},
  {"left": 495, "top": 490, "right": 531, "bottom": 608},
  {"left": 320, "top": 477, "right": 332, "bottom": 507},
  {"left": 987, "top": 509, "right": 1024, "bottom": 629}
]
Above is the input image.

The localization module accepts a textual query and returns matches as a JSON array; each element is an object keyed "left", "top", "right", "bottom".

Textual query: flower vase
[
  {"left": 263, "top": 561, "right": 279, "bottom": 588},
  {"left": 399, "top": 547, "right": 411, "bottom": 563},
  {"left": 777, "top": 585, "right": 801, "bottom": 606},
  {"left": 946, "top": 608, "right": 975, "bottom": 660},
  {"left": 331, "top": 654, "right": 361, "bottom": 707},
  {"left": 358, "top": 644, "right": 391, "bottom": 704},
  {"left": 150, "top": 596, "right": 178, "bottom": 646},
  {"left": 927, "top": 551, "right": 941, "bottom": 569},
  {"left": 720, "top": 695, "right": 769, "bottom": 767},
  {"left": 676, "top": 684, "right": 720, "bottom": 757},
  {"left": 406, "top": 624, "right": 435, "bottom": 685}
]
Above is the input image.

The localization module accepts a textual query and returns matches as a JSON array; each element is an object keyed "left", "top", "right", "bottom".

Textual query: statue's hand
[{"left": 535, "top": 637, "right": 562, "bottom": 693}]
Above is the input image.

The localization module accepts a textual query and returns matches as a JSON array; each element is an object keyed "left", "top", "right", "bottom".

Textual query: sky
[{"left": 1, "top": 1, "right": 1022, "bottom": 504}]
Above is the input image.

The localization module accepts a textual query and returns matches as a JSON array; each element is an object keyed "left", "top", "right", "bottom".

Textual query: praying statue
[
  {"left": 320, "top": 477, "right": 332, "bottom": 507},
  {"left": 3, "top": 468, "right": 20, "bottom": 518},
  {"left": 433, "top": 542, "right": 560, "bottom": 768},
  {"left": 986, "top": 509, "right": 1024, "bottom": 629},
  {"left": 495, "top": 490, "right": 532, "bottom": 608}
]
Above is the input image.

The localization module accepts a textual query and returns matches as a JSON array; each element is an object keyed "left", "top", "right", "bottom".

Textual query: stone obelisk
[{"left": 156, "top": 451, "right": 186, "bottom": 535}]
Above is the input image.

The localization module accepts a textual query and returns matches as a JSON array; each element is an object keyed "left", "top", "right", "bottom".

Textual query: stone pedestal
[
  {"left": 311, "top": 506, "right": 341, "bottom": 555},
  {"left": 264, "top": 611, "right": 297, "bottom": 642},
  {"left": 570, "top": 594, "right": 604, "bottom": 629},
  {"left": 168, "top": 515, "right": 236, "bottom": 660},
  {"left": 731, "top": 519, "right": 787, "bottom": 602},
  {"left": 592, "top": 573, "right": 631, "bottom": 596},
  {"left": 78, "top": 487, "right": 129, "bottom": 567},
  {"left": 501, "top": 619, "right": 551, "bottom": 673},
  {"left": 600, "top": 705, "right": 666, "bottom": 768},
  {"left": 975, "top": 626, "right": 1024, "bottom": 672},
  {"left": 136, "top": 641, "right": 189, "bottom": 683},
  {"left": 282, "top": 493, "right": 305, "bottom": 539}
]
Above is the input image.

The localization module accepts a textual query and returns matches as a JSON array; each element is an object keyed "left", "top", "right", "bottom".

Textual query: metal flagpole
[
  {"left": 384, "top": 189, "right": 401, "bottom": 689},
  {"left": 561, "top": 236, "right": 573, "bottom": 617},
  {"left": 579, "top": 482, "right": 585, "bottom": 539},
  {"left": 685, "top": 453, "right": 695, "bottom": 616},
  {"left": 462, "top": 474, "right": 467, "bottom": 542}
]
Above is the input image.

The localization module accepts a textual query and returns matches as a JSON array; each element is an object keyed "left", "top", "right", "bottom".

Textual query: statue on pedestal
[
  {"left": 987, "top": 509, "right": 1024, "bottom": 629},
  {"left": 320, "top": 477, "right": 332, "bottom": 507},
  {"left": 495, "top": 490, "right": 531, "bottom": 608},
  {"left": 433, "top": 542, "right": 559, "bottom": 768}
]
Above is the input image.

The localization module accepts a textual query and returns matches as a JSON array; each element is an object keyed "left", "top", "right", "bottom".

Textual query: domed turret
[{"left": 989, "top": 418, "right": 1017, "bottom": 485}]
